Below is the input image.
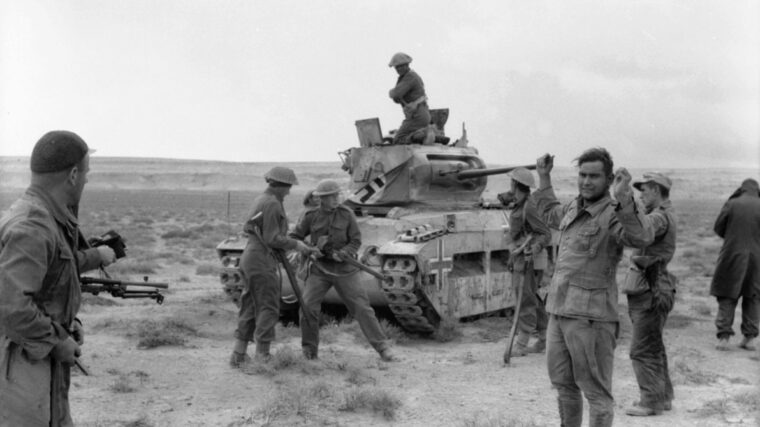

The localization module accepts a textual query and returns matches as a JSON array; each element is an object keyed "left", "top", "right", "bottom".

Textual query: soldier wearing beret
[
  {"left": 0, "top": 131, "right": 116, "bottom": 426},
  {"left": 623, "top": 172, "right": 677, "bottom": 416}
]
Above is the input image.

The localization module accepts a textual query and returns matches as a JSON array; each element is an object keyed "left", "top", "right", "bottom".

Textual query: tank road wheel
[
  {"left": 381, "top": 256, "right": 440, "bottom": 334},
  {"left": 220, "top": 267, "right": 244, "bottom": 307}
]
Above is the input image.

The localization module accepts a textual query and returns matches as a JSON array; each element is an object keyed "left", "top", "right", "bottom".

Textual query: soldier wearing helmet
[
  {"left": 388, "top": 52, "right": 431, "bottom": 144},
  {"left": 290, "top": 179, "right": 398, "bottom": 362},
  {"left": 230, "top": 166, "right": 318, "bottom": 367},
  {"left": 503, "top": 167, "right": 552, "bottom": 358}
]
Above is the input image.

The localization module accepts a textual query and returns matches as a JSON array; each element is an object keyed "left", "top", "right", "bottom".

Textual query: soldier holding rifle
[
  {"left": 230, "top": 166, "right": 318, "bottom": 367},
  {"left": 533, "top": 148, "right": 654, "bottom": 427},
  {"left": 290, "top": 179, "right": 398, "bottom": 362},
  {"left": 0, "top": 131, "right": 116, "bottom": 427}
]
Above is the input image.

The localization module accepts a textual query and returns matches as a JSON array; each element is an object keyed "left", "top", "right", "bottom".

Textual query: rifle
[
  {"left": 503, "top": 235, "right": 533, "bottom": 365},
  {"left": 80, "top": 276, "right": 169, "bottom": 304}
]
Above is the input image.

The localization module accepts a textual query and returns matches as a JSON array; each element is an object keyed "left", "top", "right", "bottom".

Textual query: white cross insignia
[{"left": 429, "top": 238, "right": 453, "bottom": 290}]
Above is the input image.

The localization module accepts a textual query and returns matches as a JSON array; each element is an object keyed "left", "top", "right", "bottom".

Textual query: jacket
[
  {"left": 710, "top": 189, "right": 760, "bottom": 298},
  {"left": 389, "top": 69, "right": 426, "bottom": 106},
  {"left": 534, "top": 187, "right": 653, "bottom": 321},
  {"left": 239, "top": 188, "right": 298, "bottom": 276},
  {"left": 0, "top": 185, "right": 99, "bottom": 427},
  {"left": 290, "top": 204, "right": 361, "bottom": 274}
]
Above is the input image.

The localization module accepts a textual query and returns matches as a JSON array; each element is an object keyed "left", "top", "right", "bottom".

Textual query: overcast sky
[{"left": 1, "top": 0, "right": 758, "bottom": 169}]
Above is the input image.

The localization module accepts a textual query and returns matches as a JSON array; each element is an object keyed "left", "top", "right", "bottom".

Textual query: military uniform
[
  {"left": 290, "top": 204, "right": 390, "bottom": 358},
  {"left": 389, "top": 68, "right": 430, "bottom": 144},
  {"left": 626, "top": 199, "right": 677, "bottom": 413},
  {"left": 235, "top": 188, "right": 299, "bottom": 350},
  {"left": 508, "top": 195, "right": 551, "bottom": 351},
  {"left": 0, "top": 185, "right": 102, "bottom": 427},
  {"left": 534, "top": 186, "right": 652, "bottom": 427}
]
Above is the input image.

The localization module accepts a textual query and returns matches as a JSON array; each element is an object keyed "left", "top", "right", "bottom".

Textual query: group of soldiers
[
  {"left": 0, "top": 57, "right": 758, "bottom": 426},
  {"left": 501, "top": 150, "right": 759, "bottom": 425}
]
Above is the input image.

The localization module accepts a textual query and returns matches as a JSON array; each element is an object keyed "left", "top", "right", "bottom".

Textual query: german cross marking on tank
[{"left": 429, "top": 239, "right": 453, "bottom": 290}]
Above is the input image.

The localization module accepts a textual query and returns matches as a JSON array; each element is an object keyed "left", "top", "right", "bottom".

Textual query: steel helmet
[
  {"left": 264, "top": 166, "right": 299, "bottom": 186},
  {"left": 312, "top": 179, "right": 341, "bottom": 196},
  {"left": 388, "top": 52, "right": 412, "bottom": 67},
  {"left": 508, "top": 167, "right": 535, "bottom": 188}
]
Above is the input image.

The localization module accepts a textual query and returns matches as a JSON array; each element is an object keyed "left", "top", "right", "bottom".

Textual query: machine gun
[
  {"left": 80, "top": 276, "right": 169, "bottom": 304},
  {"left": 315, "top": 237, "right": 389, "bottom": 282}
]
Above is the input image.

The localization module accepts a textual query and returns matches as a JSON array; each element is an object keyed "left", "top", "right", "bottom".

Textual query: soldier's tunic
[
  {"left": 0, "top": 185, "right": 100, "bottom": 427},
  {"left": 290, "top": 205, "right": 390, "bottom": 356},
  {"left": 626, "top": 200, "right": 677, "bottom": 411},
  {"left": 388, "top": 68, "right": 430, "bottom": 144},
  {"left": 534, "top": 187, "right": 652, "bottom": 427},
  {"left": 235, "top": 188, "right": 299, "bottom": 345}
]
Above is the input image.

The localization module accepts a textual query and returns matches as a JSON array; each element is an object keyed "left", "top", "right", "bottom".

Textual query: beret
[
  {"left": 30, "top": 130, "right": 89, "bottom": 173},
  {"left": 633, "top": 172, "right": 672, "bottom": 191}
]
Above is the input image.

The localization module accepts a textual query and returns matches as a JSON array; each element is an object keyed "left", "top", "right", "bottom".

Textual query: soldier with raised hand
[
  {"left": 290, "top": 179, "right": 398, "bottom": 362},
  {"left": 533, "top": 148, "right": 654, "bottom": 427},
  {"left": 230, "top": 166, "right": 318, "bottom": 367},
  {"left": 623, "top": 173, "right": 677, "bottom": 416},
  {"left": 0, "top": 131, "right": 115, "bottom": 426},
  {"left": 388, "top": 52, "right": 430, "bottom": 144},
  {"left": 503, "top": 167, "right": 552, "bottom": 357}
]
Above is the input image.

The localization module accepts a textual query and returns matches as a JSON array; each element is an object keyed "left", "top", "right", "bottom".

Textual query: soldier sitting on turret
[{"left": 388, "top": 52, "right": 431, "bottom": 145}]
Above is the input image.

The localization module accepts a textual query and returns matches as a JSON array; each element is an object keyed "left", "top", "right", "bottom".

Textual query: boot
[
  {"left": 625, "top": 405, "right": 662, "bottom": 416},
  {"left": 558, "top": 399, "right": 583, "bottom": 427},
  {"left": 588, "top": 408, "right": 614, "bottom": 427},
  {"left": 509, "top": 331, "right": 531, "bottom": 358},
  {"left": 254, "top": 342, "right": 271, "bottom": 362},
  {"left": 302, "top": 346, "right": 318, "bottom": 360},
  {"left": 229, "top": 351, "right": 251, "bottom": 368},
  {"left": 527, "top": 337, "right": 546, "bottom": 354},
  {"left": 716, "top": 336, "right": 730, "bottom": 351},
  {"left": 739, "top": 336, "right": 756, "bottom": 351},
  {"left": 379, "top": 348, "right": 400, "bottom": 362}
]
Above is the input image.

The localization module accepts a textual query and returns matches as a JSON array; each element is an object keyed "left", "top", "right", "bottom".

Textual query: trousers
[
  {"left": 235, "top": 258, "right": 280, "bottom": 345},
  {"left": 715, "top": 296, "right": 759, "bottom": 339},
  {"left": 627, "top": 290, "right": 674, "bottom": 409},
  {"left": 547, "top": 315, "right": 618, "bottom": 427},
  {"left": 515, "top": 268, "right": 547, "bottom": 336},
  {"left": 300, "top": 268, "right": 389, "bottom": 354}
]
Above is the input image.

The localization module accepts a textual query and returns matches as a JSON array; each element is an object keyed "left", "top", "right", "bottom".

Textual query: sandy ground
[{"left": 69, "top": 270, "right": 759, "bottom": 427}]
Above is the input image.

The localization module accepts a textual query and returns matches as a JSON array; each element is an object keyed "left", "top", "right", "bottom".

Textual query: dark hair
[
  {"left": 575, "top": 147, "right": 613, "bottom": 177},
  {"left": 514, "top": 181, "right": 530, "bottom": 194},
  {"left": 644, "top": 181, "right": 670, "bottom": 198}
]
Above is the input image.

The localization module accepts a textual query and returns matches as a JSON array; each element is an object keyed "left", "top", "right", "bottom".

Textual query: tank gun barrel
[{"left": 442, "top": 164, "right": 536, "bottom": 180}]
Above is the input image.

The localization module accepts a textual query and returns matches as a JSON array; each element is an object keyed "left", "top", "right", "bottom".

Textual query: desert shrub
[
  {"left": 178, "top": 275, "right": 191, "bottom": 282},
  {"left": 672, "top": 360, "right": 717, "bottom": 385},
  {"left": 161, "top": 228, "right": 198, "bottom": 239},
  {"left": 134, "top": 318, "right": 199, "bottom": 349},
  {"left": 339, "top": 388, "right": 401, "bottom": 420},
  {"left": 110, "top": 374, "right": 136, "bottom": 393},
  {"left": 460, "top": 412, "right": 544, "bottom": 427},
  {"left": 254, "top": 381, "right": 335, "bottom": 424},
  {"left": 107, "top": 260, "right": 159, "bottom": 275},
  {"left": 123, "top": 416, "right": 153, "bottom": 427},
  {"left": 195, "top": 263, "right": 219, "bottom": 276},
  {"left": 434, "top": 316, "right": 463, "bottom": 343},
  {"left": 345, "top": 366, "right": 376, "bottom": 386},
  {"left": 380, "top": 319, "right": 410, "bottom": 344}
]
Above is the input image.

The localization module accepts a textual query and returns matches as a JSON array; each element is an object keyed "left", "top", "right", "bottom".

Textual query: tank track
[{"left": 380, "top": 255, "right": 440, "bottom": 334}]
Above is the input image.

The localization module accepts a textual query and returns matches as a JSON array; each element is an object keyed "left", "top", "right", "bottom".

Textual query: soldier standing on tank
[
  {"left": 388, "top": 52, "right": 431, "bottom": 145},
  {"left": 533, "top": 149, "right": 654, "bottom": 427},
  {"left": 503, "top": 167, "right": 552, "bottom": 357},
  {"left": 623, "top": 173, "right": 677, "bottom": 416},
  {"left": 290, "top": 179, "right": 398, "bottom": 362},
  {"left": 230, "top": 167, "right": 319, "bottom": 367}
]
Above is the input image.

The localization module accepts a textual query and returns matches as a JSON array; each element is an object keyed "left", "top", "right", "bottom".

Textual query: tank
[{"left": 216, "top": 109, "right": 532, "bottom": 333}]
